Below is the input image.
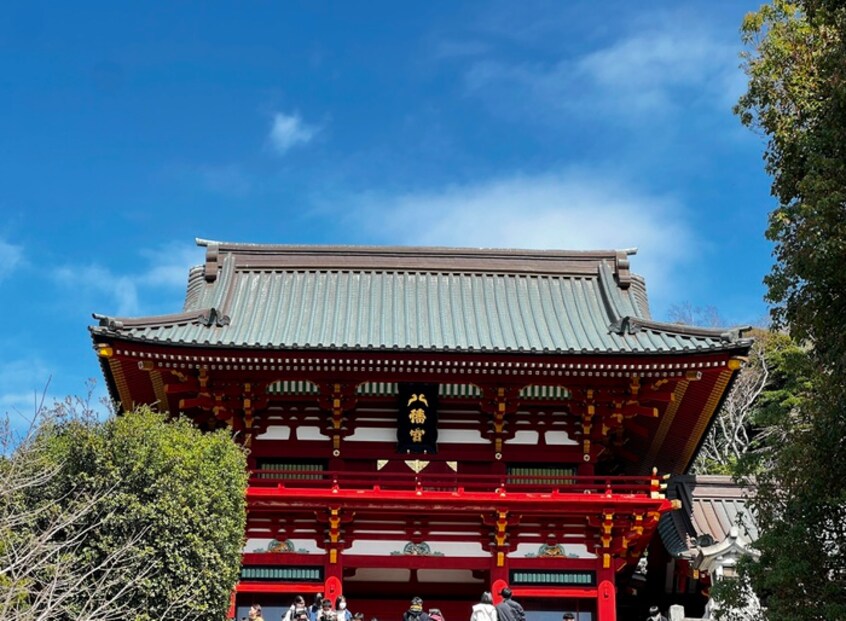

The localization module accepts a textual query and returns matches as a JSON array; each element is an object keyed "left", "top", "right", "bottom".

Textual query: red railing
[{"left": 249, "top": 469, "right": 664, "bottom": 497}]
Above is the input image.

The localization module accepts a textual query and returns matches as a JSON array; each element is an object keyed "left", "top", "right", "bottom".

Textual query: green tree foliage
[
  {"left": 2, "top": 404, "right": 247, "bottom": 621},
  {"left": 735, "top": 1, "right": 846, "bottom": 617}
]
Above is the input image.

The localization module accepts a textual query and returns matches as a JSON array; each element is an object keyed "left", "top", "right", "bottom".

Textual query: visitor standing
[
  {"left": 495, "top": 589, "right": 525, "bottom": 621},
  {"left": 646, "top": 606, "right": 668, "bottom": 621},
  {"left": 336, "top": 596, "right": 353, "bottom": 621},
  {"left": 309, "top": 594, "right": 324, "bottom": 621},
  {"left": 470, "top": 592, "right": 497, "bottom": 621},
  {"left": 318, "top": 598, "right": 337, "bottom": 621},
  {"left": 403, "top": 597, "right": 431, "bottom": 621},
  {"left": 283, "top": 596, "right": 308, "bottom": 621}
]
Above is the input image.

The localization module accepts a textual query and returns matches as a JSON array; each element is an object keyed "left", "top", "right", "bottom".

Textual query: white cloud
[
  {"left": 576, "top": 30, "right": 738, "bottom": 114},
  {"left": 0, "top": 238, "right": 23, "bottom": 281},
  {"left": 0, "top": 357, "right": 56, "bottom": 435},
  {"left": 55, "top": 243, "right": 203, "bottom": 317},
  {"left": 55, "top": 264, "right": 140, "bottom": 316},
  {"left": 463, "top": 17, "right": 740, "bottom": 123},
  {"left": 269, "top": 112, "right": 318, "bottom": 155},
  {"left": 344, "top": 171, "right": 694, "bottom": 311},
  {"left": 0, "top": 357, "right": 112, "bottom": 441},
  {"left": 138, "top": 243, "right": 205, "bottom": 290}
]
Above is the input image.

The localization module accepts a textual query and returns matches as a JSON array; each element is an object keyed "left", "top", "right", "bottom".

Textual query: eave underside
[{"left": 93, "top": 339, "right": 745, "bottom": 475}]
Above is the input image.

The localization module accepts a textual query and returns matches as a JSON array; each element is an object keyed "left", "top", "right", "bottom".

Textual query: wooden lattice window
[
  {"left": 255, "top": 460, "right": 325, "bottom": 480},
  {"left": 507, "top": 465, "right": 577, "bottom": 486}
]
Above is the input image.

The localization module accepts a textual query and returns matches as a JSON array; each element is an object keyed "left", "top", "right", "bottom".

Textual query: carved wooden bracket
[
  {"left": 317, "top": 383, "right": 358, "bottom": 456},
  {"left": 482, "top": 510, "right": 520, "bottom": 567},
  {"left": 479, "top": 386, "right": 521, "bottom": 457}
]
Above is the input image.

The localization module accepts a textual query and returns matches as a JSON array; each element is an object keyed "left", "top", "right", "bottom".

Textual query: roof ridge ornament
[
  {"left": 199, "top": 307, "right": 230, "bottom": 328},
  {"left": 93, "top": 313, "right": 124, "bottom": 331},
  {"left": 614, "top": 250, "right": 635, "bottom": 289},
  {"left": 91, "top": 307, "right": 230, "bottom": 332},
  {"left": 608, "top": 316, "right": 753, "bottom": 343},
  {"left": 609, "top": 316, "right": 641, "bottom": 335},
  {"left": 204, "top": 242, "right": 220, "bottom": 282}
]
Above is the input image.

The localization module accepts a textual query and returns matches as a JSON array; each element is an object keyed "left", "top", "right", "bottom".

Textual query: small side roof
[
  {"left": 659, "top": 475, "right": 759, "bottom": 561},
  {"left": 90, "top": 240, "right": 752, "bottom": 355}
]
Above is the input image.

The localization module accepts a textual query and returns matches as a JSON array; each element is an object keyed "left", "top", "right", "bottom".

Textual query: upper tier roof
[{"left": 90, "top": 239, "right": 751, "bottom": 355}]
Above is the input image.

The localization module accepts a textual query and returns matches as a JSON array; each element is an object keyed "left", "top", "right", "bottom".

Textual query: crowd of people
[
  {"left": 244, "top": 594, "right": 370, "bottom": 621},
  {"left": 244, "top": 588, "right": 583, "bottom": 621}
]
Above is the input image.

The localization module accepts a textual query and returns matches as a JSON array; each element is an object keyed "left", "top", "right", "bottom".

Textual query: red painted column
[
  {"left": 324, "top": 506, "right": 345, "bottom": 602},
  {"left": 489, "top": 509, "right": 510, "bottom": 604},
  {"left": 596, "top": 580, "right": 615, "bottom": 621},
  {"left": 596, "top": 563, "right": 616, "bottom": 621},
  {"left": 324, "top": 575, "right": 342, "bottom": 606},
  {"left": 596, "top": 556, "right": 617, "bottom": 621}
]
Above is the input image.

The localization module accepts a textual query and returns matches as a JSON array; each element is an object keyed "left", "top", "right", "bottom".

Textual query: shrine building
[{"left": 90, "top": 240, "right": 751, "bottom": 621}]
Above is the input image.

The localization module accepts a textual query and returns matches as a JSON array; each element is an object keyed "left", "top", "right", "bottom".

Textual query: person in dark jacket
[
  {"left": 309, "top": 594, "right": 324, "bottom": 621},
  {"left": 403, "top": 597, "right": 431, "bottom": 621},
  {"left": 495, "top": 588, "right": 525, "bottom": 621}
]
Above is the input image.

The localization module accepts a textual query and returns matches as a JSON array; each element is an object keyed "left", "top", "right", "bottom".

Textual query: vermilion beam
[
  {"left": 237, "top": 582, "right": 323, "bottom": 594},
  {"left": 510, "top": 587, "right": 597, "bottom": 598},
  {"left": 247, "top": 485, "right": 675, "bottom": 514}
]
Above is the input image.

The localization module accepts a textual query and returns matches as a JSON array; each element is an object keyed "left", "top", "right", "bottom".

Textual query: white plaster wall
[
  {"left": 544, "top": 430, "right": 577, "bottom": 445},
  {"left": 244, "top": 538, "right": 321, "bottom": 554},
  {"left": 346, "top": 540, "right": 488, "bottom": 557},
  {"left": 255, "top": 425, "right": 291, "bottom": 440},
  {"left": 507, "top": 543, "right": 595, "bottom": 559}
]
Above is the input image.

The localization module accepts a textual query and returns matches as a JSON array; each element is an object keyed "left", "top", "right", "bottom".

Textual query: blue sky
[{"left": 0, "top": 1, "right": 774, "bottom": 419}]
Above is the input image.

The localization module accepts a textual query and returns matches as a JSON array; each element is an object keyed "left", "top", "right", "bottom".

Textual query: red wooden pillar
[
  {"left": 324, "top": 575, "right": 342, "bottom": 606},
  {"left": 596, "top": 563, "right": 616, "bottom": 621},
  {"left": 491, "top": 578, "right": 508, "bottom": 606},
  {"left": 324, "top": 506, "right": 345, "bottom": 602},
  {"left": 489, "top": 509, "right": 510, "bottom": 604}
]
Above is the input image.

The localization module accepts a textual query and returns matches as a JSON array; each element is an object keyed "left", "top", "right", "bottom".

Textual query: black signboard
[{"left": 397, "top": 382, "right": 439, "bottom": 454}]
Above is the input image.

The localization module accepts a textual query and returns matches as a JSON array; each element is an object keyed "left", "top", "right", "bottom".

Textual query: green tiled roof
[{"left": 91, "top": 241, "right": 751, "bottom": 355}]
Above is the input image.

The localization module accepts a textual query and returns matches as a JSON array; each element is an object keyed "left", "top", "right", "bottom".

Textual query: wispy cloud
[
  {"left": 576, "top": 29, "right": 739, "bottom": 114},
  {"left": 342, "top": 170, "right": 693, "bottom": 311},
  {"left": 55, "top": 264, "right": 140, "bottom": 316},
  {"left": 54, "top": 243, "right": 203, "bottom": 317},
  {"left": 461, "top": 13, "right": 740, "bottom": 124},
  {"left": 0, "top": 238, "right": 24, "bottom": 281},
  {"left": 0, "top": 358, "right": 110, "bottom": 437},
  {"left": 269, "top": 111, "right": 318, "bottom": 155},
  {"left": 0, "top": 357, "right": 55, "bottom": 428},
  {"left": 137, "top": 243, "right": 204, "bottom": 290}
]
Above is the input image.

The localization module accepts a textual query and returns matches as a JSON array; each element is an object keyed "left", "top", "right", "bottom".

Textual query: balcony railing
[{"left": 249, "top": 469, "right": 665, "bottom": 497}]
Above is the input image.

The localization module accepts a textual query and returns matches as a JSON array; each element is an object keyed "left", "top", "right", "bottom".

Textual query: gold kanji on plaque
[
  {"left": 398, "top": 383, "right": 438, "bottom": 453},
  {"left": 407, "top": 393, "right": 429, "bottom": 407}
]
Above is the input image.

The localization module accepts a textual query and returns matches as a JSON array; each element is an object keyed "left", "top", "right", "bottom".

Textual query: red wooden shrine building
[{"left": 90, "top": 241, "right": 751, "bottom": 621}]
